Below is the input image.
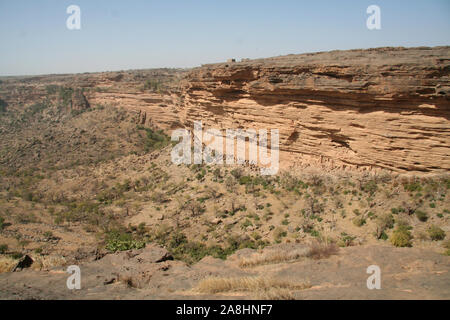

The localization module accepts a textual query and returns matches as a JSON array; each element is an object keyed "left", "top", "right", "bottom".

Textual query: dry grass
[
  {"left": 0, "top": 256, "right": 17, "bottom": 273},
  {"left": 118, "top": 274, "right": 138, "bottom": 288},
  {"left": 30, "top": 255, "right": 67, "bottom": 271},
  {"left": 196, "top": 276, "right": 311, "bottom": 294},
  {"left": 0, "top": 254, "right": 67, "bottom": 274},
  {"left": 238, "top": 249, "right": 307, "bottom": 268},
  {"left": 306, "top": 241, "right": 339, "bottom": 260},
  {"left": 255, "top": 287, "right": 296, "bottom": 300},
  {"left": 0, "top": 255, "right": 67, "bottom": 273}
]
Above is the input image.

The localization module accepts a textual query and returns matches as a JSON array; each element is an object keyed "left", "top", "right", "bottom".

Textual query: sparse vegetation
[
  {"left": 375, "top": 214, "right": 394, "bottom": 239},
  {"left": 137, "top": 126, "right": 171, "bottom": 152},
  {"left": 0, "top": 71, "right": 448, "bottom": 299},
  {"left": 0, "top": 98, "right": 7, "bottom": 113},
  {"left": 352, "top": 216, "right": 366, "bottom": 227},
  {"left": 306, "top": 241, "right": 339, "bottom": 259},
  {"left": 105, "top": 230, "right": 146, "bottom": 252},
  {"left": 196, "top": 276, "right": 311, "bottom": 294},
  {"left": 239, "top": 249, "right": 307, "bottom": 268},
  {"left": 428, "top": 225, "right": 446, "bottom": 241}
]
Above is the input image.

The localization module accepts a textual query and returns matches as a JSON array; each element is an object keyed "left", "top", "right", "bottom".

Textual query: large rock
[{"left": 134, "top": 244, "right": 173, "bottom": 263}]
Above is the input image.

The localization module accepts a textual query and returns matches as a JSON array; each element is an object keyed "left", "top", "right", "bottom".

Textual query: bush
[
  {"left": 28, "top": 102, "right": 49, "bottom": 115},
  {"left": 241, "top": 219, "right": 253, "bottom": 229},
  {"left": 43, "top": 231, "right": 54, "bottom": 239},
  {"left": 59, "top": 86, "right": 73, "bottom": 107},
  {"left": 390, "top": 225, "right": 412, "bottom": 247},
  {"left": 352, "top": 216, "right": 366, "bottom": 227},
  {"left": 45, "top": 84, "right": 59, "bottom": 95},
  {"left": 428, "top": 225, "right": 446, "bottom": 241},
  {"left": 415, "top": 210, "right": 428, "bottom": 222},
  {"left": 230, "top": 168, "right": 243, "bottom": 180},
  {"left": 105, "top": 230, "right": 145, "bottom": 252},
  {"left": 375, "top": 214, "right": 394, "bottom": 239},
  {"left": 306, "top": 241, "right": 339, "bottom": 260},
  {"left": 137, "top": 126, "right": 170, "bottom": 152},
  {"left": 144, "top": 79, "right": 163, "bottom": 92},
  {"left": 337, "top": 232, "right": 356, "bottom": 247},
  {"left": 273, "top": 227, "right": 287, "bottom": 242},
  {"left": 362, "top": 180, "right": 378, "bottom": 195},
  {"left": 403, "top": 181, "right": 422, "bottom": 192},
  {"left": 11, "top": 252, "right": 23, "bottom": 259},
  {"left": 377, "top": 213, "right": 395, "bottom": 229},
  {"left": 0, "top": 98, "right": 7, "bottom": 113},
  {"left": 160, "top": 231, "right": 266, "bottom": 264},
  {"left": 239, "top": 176, "right": 253, "bottom": 185},
  {"left": 0, "top": 244, "right": 8, "bottom": 254},
  {"left": 0, "top": 216, "right": 5, "bottom": 230}
]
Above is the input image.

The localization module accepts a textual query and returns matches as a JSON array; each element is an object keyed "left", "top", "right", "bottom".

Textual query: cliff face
[
  {"left": 1, "top": 47, "right": 449, "bottom": 174},
  {"left": 175, "top": 47, "right": 450, "bottom": 173}
]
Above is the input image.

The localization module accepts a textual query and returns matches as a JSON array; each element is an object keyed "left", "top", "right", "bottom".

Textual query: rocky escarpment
[
  {"left": 177, "top": 47, "right": 450, "bottom": 174},
  {"left": 1, "top": 47, "right": 449, "bottom": 174}
]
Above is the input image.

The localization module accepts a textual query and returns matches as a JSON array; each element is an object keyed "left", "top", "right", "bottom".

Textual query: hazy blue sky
[{"left": 0, "top": 0, "right": 449, "bottom": 76}]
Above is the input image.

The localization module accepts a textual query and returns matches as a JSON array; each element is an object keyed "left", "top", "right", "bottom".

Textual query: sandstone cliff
[
  {"left": 2, "top": 47, "right": 449, "bottom": 173},
  {"left": 177, "top": 47, "right": 449, "bottom": 173}
]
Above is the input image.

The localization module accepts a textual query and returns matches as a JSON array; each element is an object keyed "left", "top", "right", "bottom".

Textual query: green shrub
[
  {"left": 0, "top": 244, "right": 8, "bottom": 254},
  {"left": 241, "top": 219, "right": 253, "bottom": 229},
  {"left": 137, "top": 126, "right": 170, "bottom": 152},
  {"left": 352, "top": 216, "right": 366, "bottom": 227},
  {"left": 337, "top": 232, "right": 356, "bottom": 247},
  {"left": 45, "top": 84, "right": 59, "bottom": 95},
  {"left": 273, "top": 227, "right": 287, "bottom": 242},
  {"left": 239, "top": 176, "right": 253, "bottom": 185},
  {"left": 0, "top": 216, "right": 5, "bottom": 230},
  {"left": 144, "top": 79, "right": 163, "bottom": 92},
  {"left": 362, "top": 180, "right": 378, "bottom": 195},
  {"left": 428, "top": 225, "right": 446, "bottom": 241},
  {"left": 11, "top": 252, "right": 23, "bottom": 259},
  {"left": 0, "top": 98, "right": 7, "bottom": 113},
  {"left": 105, "top": 230, "right": 145, "bottom": 252},
  {"left": 230, "top": 168, "right": 243, "bottom": 179},
  {"left": 403, "top": 182, "right": 422, "bottom": 192},
  {"left": 59, "top": 86, "right": 73, "bottom": 107},
  {"left": 161, "top": 231, "right": 266, "bottom": 264},
  {"left": 43, "top": 231, "right": 53, "bottom": 239},
  {"left": 415, "top": 210, "right": 428, "bottom": 222},
  {"left": 28, "top": 102, "right": 49, "bottom": 115}
]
